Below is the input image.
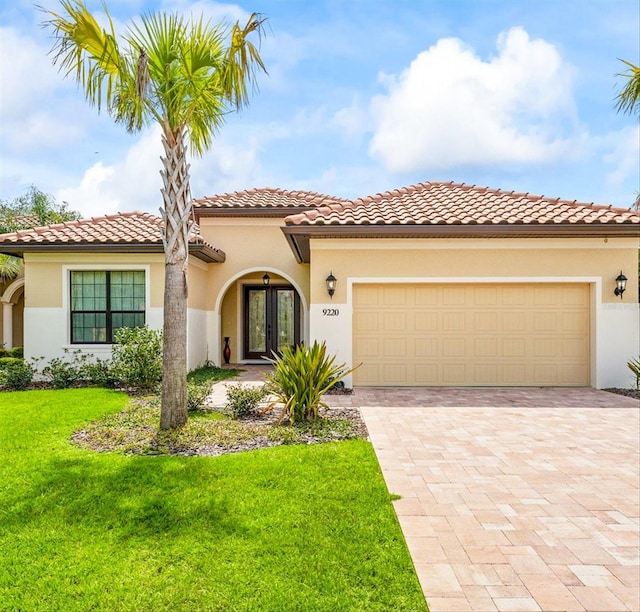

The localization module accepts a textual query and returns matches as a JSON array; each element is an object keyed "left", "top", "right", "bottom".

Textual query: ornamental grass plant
[{"left": 263, "top": 341, "right": 357, "bottom": 423}]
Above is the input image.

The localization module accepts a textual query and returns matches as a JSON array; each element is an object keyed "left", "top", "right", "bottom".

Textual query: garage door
[{"left": 353, "top": 284, "right": 590, "bottom": 386}]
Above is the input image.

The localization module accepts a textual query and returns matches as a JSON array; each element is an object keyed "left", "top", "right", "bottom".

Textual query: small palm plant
[{"left": 263, "top": 341, "right": 356, "bottom": 424}]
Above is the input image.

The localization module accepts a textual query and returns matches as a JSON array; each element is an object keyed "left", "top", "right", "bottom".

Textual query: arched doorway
[
  {"left": 1, "top": 276, "right": 25, "bottom": 350},
  {"left": 217, "top": 269, "right": 307, "bottom": 364}
]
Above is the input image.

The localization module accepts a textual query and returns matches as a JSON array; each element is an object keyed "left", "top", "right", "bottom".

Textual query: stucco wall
[
  {"left": 198, "top": 218, "right": 310, "bottom": 309},
  {"left": 308, "top": 237, "right": 639, "bottom": 389},
  {"left": 308, "top": 238, "right": 638, "bottom": 303},
  {"left": 199, "top": 218, "right": 310, "bottom": 364}
]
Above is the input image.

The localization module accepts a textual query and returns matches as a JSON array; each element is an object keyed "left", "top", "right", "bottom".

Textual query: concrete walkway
[
  {"left": 357, "top": 389, "right": 639, "bottom": 612},
  {"left": 216, "top": 370, "right": 639, "bottom": 611}
]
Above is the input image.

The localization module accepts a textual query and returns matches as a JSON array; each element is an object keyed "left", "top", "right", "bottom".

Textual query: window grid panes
[{"left": 70, "top": 271, "right": 145, "bottom": 343}]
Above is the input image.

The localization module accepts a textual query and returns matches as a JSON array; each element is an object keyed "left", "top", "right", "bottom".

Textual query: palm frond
[
  {"left": 40, "top": 0, "right": 125, "bottom": 113},
  {"left": 0, "top": 255, "right": 22, "bottom": 282},
  {"left": 615, "top": 59, "right": 640, "bottom": 116}
]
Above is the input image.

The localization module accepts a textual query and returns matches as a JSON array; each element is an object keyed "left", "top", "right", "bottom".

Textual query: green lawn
[{"left": 0, "top": 389, "right": 427, "bottom": 611}]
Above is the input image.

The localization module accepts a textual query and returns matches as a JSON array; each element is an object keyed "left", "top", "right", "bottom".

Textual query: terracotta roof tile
[
  {"left": 0, "top": 211, "right": 224, "bottom": 262},
  {"left": 193, "top": 187, "right": 347, "bottom": 210},
  {"left": 284, "top": 181, "right": 640, "bottom": 227},
  {"left": 0, "top": 211, "right": 164, "bottom": 245}
]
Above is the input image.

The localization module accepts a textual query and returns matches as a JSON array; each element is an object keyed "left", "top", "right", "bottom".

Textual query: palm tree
[
  {"left": 615, "top": 59, "right": 640, "bottom": 115},
  {"left": 0, "top": 255, "right": 22, "bottom": 283},
  {"left": 42, "top": 1, "right": 267, "bottom": 429}
]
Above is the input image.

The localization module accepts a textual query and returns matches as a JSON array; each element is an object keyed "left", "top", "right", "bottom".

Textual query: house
[{"left": 0, "top": 181, "right": 638, "bottom": 388}]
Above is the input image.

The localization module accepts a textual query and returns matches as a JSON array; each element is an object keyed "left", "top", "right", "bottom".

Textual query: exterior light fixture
[
  {"left": 614, "top": 271, "right": 627, "bottom": 298},
  {"left": 325, "top": 272, "right": 337, "bottom": 299},
  {"left": 262, "top": 273, "right": 270, "bottom": 286}
]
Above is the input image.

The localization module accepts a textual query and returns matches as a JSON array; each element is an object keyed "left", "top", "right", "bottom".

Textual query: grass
[{"left": 0, "top": 389, "right": 427, "bottom": 611}]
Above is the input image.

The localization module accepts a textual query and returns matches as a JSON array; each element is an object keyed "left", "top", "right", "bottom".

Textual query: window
[{"left": 70, "top": 271, "right": 145, "bottom": 343}]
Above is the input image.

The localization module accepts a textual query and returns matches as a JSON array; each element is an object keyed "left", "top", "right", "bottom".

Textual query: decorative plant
[
  {"left": 225, "top": 383, "right": 267, "bottom": 419},
  {"left": 111, "top": 326, "right": 163, "bottom": 391},
  {"left": 263, "top": 341, "right": 357, "bottom": 424},
  {"left": 628, "top": 357, "right": 640, "bottom": 390},
  {"left": 0, "top": 358, "right": 35, "bottom": 390}
]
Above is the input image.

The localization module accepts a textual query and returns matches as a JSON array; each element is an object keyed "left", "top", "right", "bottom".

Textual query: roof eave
[
  {"left": 0, "top": 241, "right": 226, "bottom": 264},
  {"left": 188, "top": 243, "right": 226, "bottom": 263},
  {"left": 282, "top": 223, "right": 640, "bottom": 263},
  {"left": 194, "top": 207, "right": 316, "bottom": 220}
]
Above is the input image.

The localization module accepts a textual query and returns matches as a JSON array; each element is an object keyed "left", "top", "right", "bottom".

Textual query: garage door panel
[
  {"left": 353, "top": 283, "right": 589, "bottom": 387},
  {"left": 415, "top": 338, "right": 439, "bottom": 357},
  {"left": 443, "top": 311, "right": 466, "bottom": 331},
  {"left": 443, "top": 287, "right": 466, "bottom": 305},
  {"left": 353, "top": 311, "right": 378, "bottom": 332},
  {"left": 474, "top": 338, "right": 498, "bottom": 357},
  {"left": 382, "top": 337, "right": 407, "bottom": 357},
  {"left": 382, "top": 311, "right": 407, "bottom": 331},
  {"left": 382, "top": 364, "right": 409, "bottom": 384},
  {"left": 475, "top": 312, "right": 498, "bottom": 331},
  {"left": 415, "top": 311, "right": 439, "bottom": 331}
]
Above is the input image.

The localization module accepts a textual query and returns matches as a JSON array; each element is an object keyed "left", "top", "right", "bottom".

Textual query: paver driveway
[{"left": 352, "top": 388, "right": 639, "bottom": 612}]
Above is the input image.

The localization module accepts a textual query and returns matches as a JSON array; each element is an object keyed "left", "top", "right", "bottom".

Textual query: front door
[{"left": 243, "top": 285, "right": 300, "bottom": 359}]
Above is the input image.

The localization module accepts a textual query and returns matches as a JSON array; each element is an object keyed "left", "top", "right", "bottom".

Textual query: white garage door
[{"left": 353, "top": 283, "right": 590, "bottom": 386}]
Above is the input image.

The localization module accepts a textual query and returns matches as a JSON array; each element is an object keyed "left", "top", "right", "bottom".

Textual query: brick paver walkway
[{"left": 357, "top": 389, "right": 639, "bottom": 612}]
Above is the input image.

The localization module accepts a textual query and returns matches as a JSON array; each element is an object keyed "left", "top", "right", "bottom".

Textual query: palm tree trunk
[{"left": 159, "top": 128, "right": 192, "bottom": 429}]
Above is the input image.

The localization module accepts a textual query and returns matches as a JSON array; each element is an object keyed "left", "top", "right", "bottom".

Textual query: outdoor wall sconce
[
  {"left": 325, "top": 272, "right": 337, "bottom": 299},
  {"left": 614, "top": 271, "right": 627, "bottom": 298},
  {"left": 262, "top": 273, "right": 270, "bottom": 286}
]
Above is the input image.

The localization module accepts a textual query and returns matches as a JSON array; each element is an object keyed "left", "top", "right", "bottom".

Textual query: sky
[{"left": 0, "top": 0, "right": 638, "bottom": 219}]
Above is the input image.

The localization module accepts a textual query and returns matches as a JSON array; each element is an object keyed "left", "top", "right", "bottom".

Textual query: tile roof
[
  {"left": 0, "top": 211, "right": 225, "bottom": 263},
  {"left": 284, "top": 181, "right": 640, "bottom": 227},
  {"left": 193, "top": 187, "right": 347, "bottom": 216}
]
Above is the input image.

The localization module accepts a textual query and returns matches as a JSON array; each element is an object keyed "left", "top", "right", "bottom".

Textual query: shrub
[
  {"left": 628, "top": 357, "right": 640, "bottom": 390},
  {"left": 225, "top": 383, "right": 267, "bottom": 419},
  {"left": 264, "top": 341, "right": 356, "bottom": 424},
  {"left": 0, "top": 348, "right": 7, "bottom": 358},
  {"left": 0, "top": 358, "right": 35, "bottom": 390},
  {"left": 8, "top": 346, "right": 23, "bottom": 359},
  {"left": 187, "top": 382, "right": 211, "bottom": 413},
  {"left": 42, "top": 354, "right": 83, "bottom": 389},
  {"left": 81, "top": 358, "right": 117, "bottom": 388},
  {"left": 111, "top": 326, "right": 163, "bottom": 391}
]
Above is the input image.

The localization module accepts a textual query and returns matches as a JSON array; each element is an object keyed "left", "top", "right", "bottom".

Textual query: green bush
[
  {"left": 8, "top": 346, "right": 23, "bottom": 359},
  {"left": 42, "top": 354, "right": 83, "bottom": 389},
  {"left": 0, "top": 348, "right": 7, "bottom": 358},
  {"left": 225, "top": 383, "right": 267, "bottom": 419},
  {"left": 111, "top": 326, "right": 163, "bottom": 391},
  {"left": 0, "top": 358, "right": 35, "bottom": 390},
  {"left": 187, "top": 382, "right": 211, "bottom": 413},
  {"left": 628, "top": 357, "right": 640, "bottom": 390},
  {"left": 81, "top": 358, "right": 117, "bottom": 388},
  {"left": 264, "top": 341, "right": 356, "bottom": 424}
]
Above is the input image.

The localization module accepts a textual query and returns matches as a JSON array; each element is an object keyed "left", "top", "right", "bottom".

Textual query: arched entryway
[
  {"left": 1, "top": 276, "right": 25, "bottom": 350},
  {"left": 217, "top": 269, "right": 308, "bottom": 364}
]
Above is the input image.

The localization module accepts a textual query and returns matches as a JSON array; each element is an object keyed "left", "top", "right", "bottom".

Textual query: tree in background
[
  {"left": 42, "top": 1, "right": 267, "bottom": 429},
  {"left": 0, "top": 186, "right": 81, "bottom": 281},
  {"left": 0, "top": 186, "right": 80, "bottom": 234}
]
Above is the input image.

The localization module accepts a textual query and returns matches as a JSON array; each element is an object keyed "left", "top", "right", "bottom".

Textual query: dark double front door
[{"left": 243, "top": 285, "right": 300, "bottom": 359}]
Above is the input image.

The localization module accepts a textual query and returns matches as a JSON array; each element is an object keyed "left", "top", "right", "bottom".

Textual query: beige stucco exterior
[{"left": 308, "top": 238, "right": 639, "bottom": 304}]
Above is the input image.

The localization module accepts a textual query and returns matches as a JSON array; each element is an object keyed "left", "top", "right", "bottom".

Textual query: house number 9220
[{"left": 322, "top": 308, "right": 340, "bottom": 316}]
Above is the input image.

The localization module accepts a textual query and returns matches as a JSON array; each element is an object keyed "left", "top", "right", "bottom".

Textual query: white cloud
[
  {"left": 56, "top": 127, "right": 165, "bottom": 217},
  {"left": 56, "top": 123, "right": 266, "bottom": 217},
  {"left": 368, "top": 27, "right": 579, "bottom": 172}
]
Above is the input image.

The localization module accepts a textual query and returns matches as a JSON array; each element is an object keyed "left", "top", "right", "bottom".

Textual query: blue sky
[{"left": 0, "top": 0, "right": 638, "bottom": 218}]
